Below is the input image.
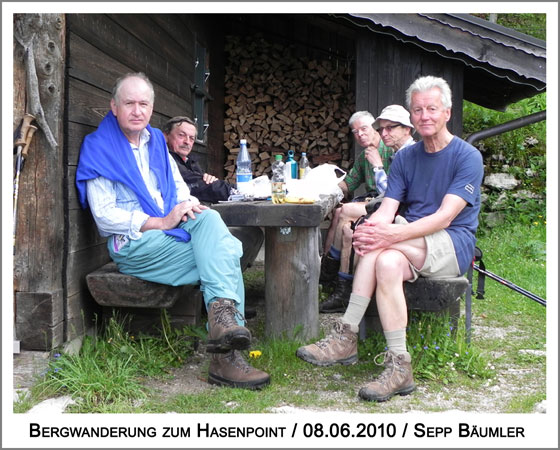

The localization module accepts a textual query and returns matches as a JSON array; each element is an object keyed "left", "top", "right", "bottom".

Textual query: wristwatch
[{"left": 373, "top": 166, "right": 384, "bottom": 172}]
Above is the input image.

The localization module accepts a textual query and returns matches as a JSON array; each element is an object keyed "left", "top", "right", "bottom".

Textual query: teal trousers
[{"left": 108, "top": 209, "right": 245, "bottom": 317}]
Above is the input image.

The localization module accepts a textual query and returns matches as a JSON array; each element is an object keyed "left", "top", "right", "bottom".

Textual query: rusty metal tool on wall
[{"left": 13, "top": 113, "right": 37, "bottom": 252}]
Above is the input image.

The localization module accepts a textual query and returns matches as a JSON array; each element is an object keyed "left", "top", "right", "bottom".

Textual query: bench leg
[{"left": 264, "top": 226, "right": 320, "bottom": 341}]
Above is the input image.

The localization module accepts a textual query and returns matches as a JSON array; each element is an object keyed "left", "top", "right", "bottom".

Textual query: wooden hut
[{"left": 11, "top": 12, "right": 546, "bottom": 350}]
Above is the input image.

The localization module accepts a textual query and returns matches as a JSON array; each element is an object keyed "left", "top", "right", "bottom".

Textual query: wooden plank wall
[
  {"left": 13, "top": 14, "right": 67, "bottom": 350},
  {"left": 64, "top": 14, "right": 225, "bottom": 340},
  {"left": 355, "top": 30, "right": 464, "bottom": 156}
]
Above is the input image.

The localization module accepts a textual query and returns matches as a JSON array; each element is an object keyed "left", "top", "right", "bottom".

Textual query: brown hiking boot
[
  {"left": 319, "top": 276, "right": 352, "bottom": 313},
  {"left": 320, "top": 253, "right": 340, "bottom": 287},
  {"left": 296, "top": 320, "right": 358, "bottom": 366},
  {"left": 208, "top": 350, "right": 270, "bottom": 389},
  {"left": 358, "top": 350, "right": 416, "bottom": 402},
  {"left": 206, "top": 298, "right": 251, "bottom": 353}
]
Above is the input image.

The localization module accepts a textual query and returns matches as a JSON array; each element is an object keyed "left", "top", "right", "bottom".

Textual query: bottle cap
[
  {"left": 240, "top": 139, "right": 247, "bottom": 145},
  {"left": 275, "top": 154, "right": 282, "bottom": 161},
  {"left": 302, "top": 152, "right": 306, "bottom": 156}
]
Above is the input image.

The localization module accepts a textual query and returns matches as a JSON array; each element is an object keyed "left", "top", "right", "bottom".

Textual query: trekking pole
[
  {"left": 473, "top": 264, "right": 546, "bottom": 307},
  {"left": 13, "top": 114, "right": 37, "bottom": 252}
]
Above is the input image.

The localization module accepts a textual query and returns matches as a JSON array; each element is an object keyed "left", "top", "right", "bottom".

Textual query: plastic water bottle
[
  {"left": 299, "top": 152, "right": 311, "bottom": 179},
  {"left": 236, "top": 139, "right": 252, "bottom": 195},
  {"left": 271, "top": 155, "right": 286, "bottom": 204},
  {"left": 284, "top": 150, "right": 298, "bottom": 180}
]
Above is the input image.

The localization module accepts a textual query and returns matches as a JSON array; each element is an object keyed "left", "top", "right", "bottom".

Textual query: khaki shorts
[{"left": 394, "top": 216, "right": 460, "bottom": 282}]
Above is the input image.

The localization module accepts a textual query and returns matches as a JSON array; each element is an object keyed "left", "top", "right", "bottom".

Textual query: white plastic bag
[
  {"left": 287, "top": 164, "right": 346, "bottom": 200},
  {"left": 251, "top": 175, "right": 272, "bottom": 198}
]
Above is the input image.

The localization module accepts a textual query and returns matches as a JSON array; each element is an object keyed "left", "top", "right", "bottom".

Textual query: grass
[
  {"left": 14, "top": 220, "right": 547, "bottom": 414},
  {"left": 25, "top": 311, "right": 202, "bottom": 413}
]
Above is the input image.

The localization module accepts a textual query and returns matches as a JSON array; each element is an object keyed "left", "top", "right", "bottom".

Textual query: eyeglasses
[
  {"left": 377, "top": 124, "right": 401, "bottom": 133},
  {"left": 351, "top": 125, "right": 372, "bottom": 135}
]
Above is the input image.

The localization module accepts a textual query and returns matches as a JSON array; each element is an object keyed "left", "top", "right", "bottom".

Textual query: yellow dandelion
[{"left": 249, "top": 350, "right": 262, "bottom": 359}]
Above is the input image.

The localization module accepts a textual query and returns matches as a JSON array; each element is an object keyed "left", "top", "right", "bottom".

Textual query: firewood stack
[{"left": 223, "top": 34, "right": 355, "bottom": 183}]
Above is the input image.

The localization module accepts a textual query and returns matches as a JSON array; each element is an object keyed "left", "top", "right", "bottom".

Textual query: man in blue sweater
[{"left": 297, "top": 76, "right": 483, "bottom": 402}]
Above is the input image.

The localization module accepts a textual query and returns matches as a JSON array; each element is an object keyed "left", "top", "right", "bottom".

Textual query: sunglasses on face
[{"left": 377, "top": 124, "right": 401, "bottom": 133}]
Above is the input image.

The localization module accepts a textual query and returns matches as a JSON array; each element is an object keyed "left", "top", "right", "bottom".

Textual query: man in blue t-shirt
[{"left": 297, "top": 76, "right": 483, "bottom": 403}]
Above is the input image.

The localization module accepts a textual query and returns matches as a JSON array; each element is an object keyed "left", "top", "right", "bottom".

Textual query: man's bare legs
[
  {"left": 349, "top": 237, "right": 427, "bottom": 333},
  {"left": 320, "top": 202, "right": 368, "bottom": 312}
]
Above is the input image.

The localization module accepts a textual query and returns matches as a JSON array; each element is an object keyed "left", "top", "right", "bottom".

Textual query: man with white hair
[
  {"left": 298, "top": 76, "right": 483, "bottom": 403},
  {"left": 76, "top": 73, "right": 270, "bottom": 390},
  {"left": 319, "top": 105, "right": 415, "bottom": 314},
  {"left": 320, "top": 111, "right": 390, "bottom": 292}
]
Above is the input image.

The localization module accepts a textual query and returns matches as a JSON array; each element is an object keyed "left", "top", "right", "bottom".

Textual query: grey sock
[
  {"left": 341, "top": 293, "right": 371, "bottom": 333},
  {"left": 384, "top": 328, "right": 408, "bottom": 355}
]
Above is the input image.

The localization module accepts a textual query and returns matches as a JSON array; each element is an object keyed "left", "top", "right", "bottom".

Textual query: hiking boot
[
  {"left": 319, "top": 276, "right": 352, "bottom": 313},
  {"left": 208, "top": 350, "right": 270, "bottom": 390},
  {"left": 320, "top": 253, "right": 340, "bottom": 286},
  {"left": 296, "top": 320, "right": 358, "bottom": 366},
  {"left": 358, "top": 350, "right": 416, "bottom": 402},
  {"left": 206, "top": 298, "right": 251, "bottom": 353}
]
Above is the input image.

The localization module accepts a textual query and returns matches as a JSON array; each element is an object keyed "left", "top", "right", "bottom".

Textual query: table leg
[{"left": 264, "top": 226, "right": 320, "bottom": 341}]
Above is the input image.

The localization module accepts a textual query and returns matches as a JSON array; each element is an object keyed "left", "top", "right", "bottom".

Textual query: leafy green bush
[
  {"left": 463, "top": 93, "right": 546, "bottom": 228},
  {"left": 470, "top": 13, "right": 546, "bottom": 40}
]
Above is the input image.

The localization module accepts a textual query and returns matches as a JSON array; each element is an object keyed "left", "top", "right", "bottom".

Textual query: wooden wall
[
  {"left": 64, "top": 13, "right": 226, "bottom": 343},
  {"left": 355, "top": 29, "right": 465, "bottom": 154},
  {"left": 13, "top": 14, "right": 66, "bottom": 350}
]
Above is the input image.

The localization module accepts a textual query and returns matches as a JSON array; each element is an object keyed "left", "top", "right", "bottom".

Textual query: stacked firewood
[{"left": 223, "top": 34, "right": 355, "bottom": 183}]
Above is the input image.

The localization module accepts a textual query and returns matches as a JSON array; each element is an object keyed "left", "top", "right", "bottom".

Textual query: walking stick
[
  {"left": 13, "top": 114, "right": 37, "bottom": 252},
  {"left": 473, "top": 264, "right": 546, "bottom": 307}
]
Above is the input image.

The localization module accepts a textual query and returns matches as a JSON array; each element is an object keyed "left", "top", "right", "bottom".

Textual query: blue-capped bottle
[
  {"left": 284, "top": 150, "right": 298, "bottom": 180},
  {"left": 236, "top": 139, "right": 253, "bottom": 195}
]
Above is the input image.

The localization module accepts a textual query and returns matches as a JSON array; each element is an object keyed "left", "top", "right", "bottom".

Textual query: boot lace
[
  {"left": 213, "top": 300, "right": 246, "bottom": 327},
  {"left": 373, "top": 351, "right": 396, "bottom": 382},
  {"left": 315, "top": 321, "right": 347, "bottom": 349},
  {"left": 229, "top": 350, "right": 254, "bottom": 373}
]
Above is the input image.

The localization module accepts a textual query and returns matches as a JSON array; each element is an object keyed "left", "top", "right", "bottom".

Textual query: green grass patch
[{"left": 25, "top": 311, "right": 201, "bottom": 413}]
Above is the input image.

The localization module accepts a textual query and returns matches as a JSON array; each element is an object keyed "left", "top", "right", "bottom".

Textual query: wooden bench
[
  {"left": 359, "top": 276, "right": 469, "bottom": 339},
  {"left": 85, "top": 226, "right": 264, "bottom": 334},
  {"left": 86, "top": 262, "right": 203, "bottom": 333}
]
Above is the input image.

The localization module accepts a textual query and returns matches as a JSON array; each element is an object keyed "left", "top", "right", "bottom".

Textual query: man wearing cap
[
  {"left": 298, "top": 76, "right": 483, "bottom": 403},
  {"left": 163, "top": 116, "right": 237, "bottom": 203},
  {"left": 319, "top": 106, "right": 415, "bottom": 314}
]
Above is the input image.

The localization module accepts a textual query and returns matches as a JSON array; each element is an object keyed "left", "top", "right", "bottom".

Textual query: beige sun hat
[{"left": 373, "top": 105, "right": 414, "bottom": 130}]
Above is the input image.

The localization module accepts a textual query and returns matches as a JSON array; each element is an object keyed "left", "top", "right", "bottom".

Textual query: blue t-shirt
[{"left": 385, "top": 137, "right": 483, "bottom": 275}]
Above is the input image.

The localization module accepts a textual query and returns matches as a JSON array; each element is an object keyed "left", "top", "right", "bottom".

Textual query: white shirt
[{"left": 86, "top": 128, "right": 192, "bottom": 240}]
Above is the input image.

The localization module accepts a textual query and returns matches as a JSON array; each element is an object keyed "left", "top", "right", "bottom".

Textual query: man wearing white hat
[
  {"left": 370, "top": 104, "right": 416, "bottom": 197},
  {"left": 319, "top": 105, "right": 415, "bottom": 314}
]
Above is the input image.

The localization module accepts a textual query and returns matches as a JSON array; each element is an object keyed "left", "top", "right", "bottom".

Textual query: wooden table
[{"left": 212, "top": 197, "right": 337, "bottom": 341}]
